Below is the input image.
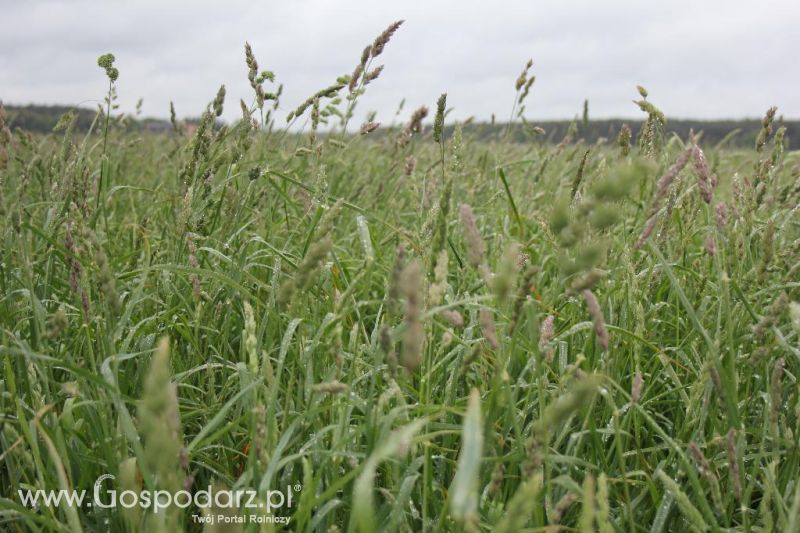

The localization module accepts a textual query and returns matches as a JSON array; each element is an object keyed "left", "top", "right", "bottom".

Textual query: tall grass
[{"left": 0, "top": 21, "right": 799, "bottom": 532}]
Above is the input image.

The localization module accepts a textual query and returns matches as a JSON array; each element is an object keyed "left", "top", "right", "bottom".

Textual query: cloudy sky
[{"left": 3, "top": 0, "right": 799, "bottom": 126}]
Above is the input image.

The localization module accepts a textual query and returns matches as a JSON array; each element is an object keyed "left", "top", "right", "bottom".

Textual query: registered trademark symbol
[{"left": 293, "top": 484, "right": 302, "bottom": 492}]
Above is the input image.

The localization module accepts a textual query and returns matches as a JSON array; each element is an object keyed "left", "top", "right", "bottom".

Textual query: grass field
[{"left": 1, "top": 23, "right": 800, "bottom": 532}]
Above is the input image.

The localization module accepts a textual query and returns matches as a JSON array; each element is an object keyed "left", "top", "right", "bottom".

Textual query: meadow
[{"left": 1, "top": 21, "right": 799, "bottom": 532}]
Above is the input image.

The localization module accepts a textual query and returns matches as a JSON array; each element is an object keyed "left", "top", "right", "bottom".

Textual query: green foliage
[{"left": 0, "top": 37, "right": 799, "bottom": 533}]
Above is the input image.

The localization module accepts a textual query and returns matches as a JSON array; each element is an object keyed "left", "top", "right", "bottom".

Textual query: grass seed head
[
  {"left": 551, "top": 492, "right": 577, "bottom": 524},
  {"left": 790, "top": 301, "right": 800, "bottom": 334},
  {"left": 596, "top": 472, "right": 616, "bottom": 533},
  {"left": 705, "top": 235, "right": 717, "bottom": 256},
  {"left": 580, "top": 474, "right": 596, "bottom": 533},
  {"left": 406, "top": 105, "right": 429, "bottom": 134},
  {"left": 314, "top": 198, "right": 344, "bottom": 240},
  {"left": 404, "top": 155, "right": 417, "bottom": 176},
  {"left": 348, "top": 63, "right": 364, "bottom": 93},
  {"left": 753, "top": 292, "right": 788, "bottom": 339},
  {"left": 312, "top": 380, "right": 350, "bottom": 394},
  {"left": 691, "top": 138, "right": 715, "bottom": 203},
  {"left": 400, "top": 260, "right": 424, "bottom": 370},
  {"left": 140, "top": 337, "right": 185, "bottom": 518},
  {"left": 245, "top": 42, "right": 257, "bottom": 82},
  {"left": 387, "top": 243, "right": 407, "bottom": 314},
  {"left": 582, "top": 289, "right": 609, "bottom": 351},
  {"left": 363, "top": 65, "right": 384, "bottom": 85},
  {"left": 715, "top": 202, "right": 728, "bottom": 231},
  {"left": 534, "top": 375, "right": 600, "bottom": 438},
  {"left": 617, "top": 123, "right": 632, "bottom": 156},
  {"left": 371, "top": 20, "right": 404, "bottom": 57},
  {"left": 539, "top": 315, "right": 555, "bottom": 362},
  {"left": 277, "top": 237, "right": 332, "bottom": 305},
  {"left": 568, "top": 268, "right": 605, "bottom": 295},
  {"left": 515, "top": 59, "right": 533, "bottom": 91},
  {"left": 440, "top": 309, "right": 464, "bottom": 329},
  {"left": 433, "top": 93, "right": 447, "bottom": 143},
  {"left": 459, "top": 203, "right": 485, "bottom": 268},
  {"left": 488, "top": 462, "right": 505, "bottom": 497},
  {"left": 688, "top": 442, "right": 724, "bottom": 512},
  {"left": 46, "top": 307, "right": 68, "bottom": 340},
  {"left": 493, "top": 474, "right": 543, "bottom": 533},
  {"left": 636, "top": 148, "right": 692, "bottom": 247},
  {"left": 631, "top": 371, "right": 643, "bottom": 403},
  {"left": 97, "top": 53, "right": 118, "bottom": 81},
  {"left": 359, "top": 121, "right": 380, "bottom": 135},
  {"left": 518, "top": 74, "right": 536, "bottom": 106},
  {"left": 212, "top": 85, "right": 226, "bottom": 117},
  {"left": 756, "top": 106, "right": 778, "bottom": 152},
  {"left": 655, "top": 470, "right": 708, "bottom": 531},
  {"left": 243, "top": 301, "right": 258, "bottom": 374},
  {"left": 491, "top": 242, "right": 520, "bottom": 305},
  {"left": 479, "top": 308, "right": 499, "bottom": 349},
  {"left": 726, "top": 429, "right": 741, "bottom": 501}
]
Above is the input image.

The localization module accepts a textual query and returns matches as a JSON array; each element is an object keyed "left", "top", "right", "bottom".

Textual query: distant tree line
[
  {"left": 5, "top": 104, "right": 100, "bottom": 133},
  {"left": 457, "top": 118, "right": 799, "bottom": 149},
  {"left": 3, "top": 104, "right": 177, "bottom": 134},
  {"left": 3, "top": 104, "right": 797, "bottom": 149}
]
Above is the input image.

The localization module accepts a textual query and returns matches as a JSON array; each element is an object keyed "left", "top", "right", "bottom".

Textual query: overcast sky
[{"left": 3, "top": 0, "right": 799, "bottom": 126}]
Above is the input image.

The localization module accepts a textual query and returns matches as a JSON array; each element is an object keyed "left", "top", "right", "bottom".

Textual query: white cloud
[{"left": 2, "top": 0, "right": 798, "bottom": 125}]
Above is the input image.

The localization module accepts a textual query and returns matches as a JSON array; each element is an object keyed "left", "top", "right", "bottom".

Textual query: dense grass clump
[{"left": 1, "top": 23, "right": 800, "bottom": 532}]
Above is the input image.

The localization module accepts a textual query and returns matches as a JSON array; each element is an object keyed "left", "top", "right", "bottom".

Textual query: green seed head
[
  {"left": 433, "top": 93, "right": 447, "bottom": 143},
  {"left": 97, "top": 53, "right": 115, "bottom": 69},
  {"left": 97, "top": 53, "right": 119, "bottom": 81}
]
